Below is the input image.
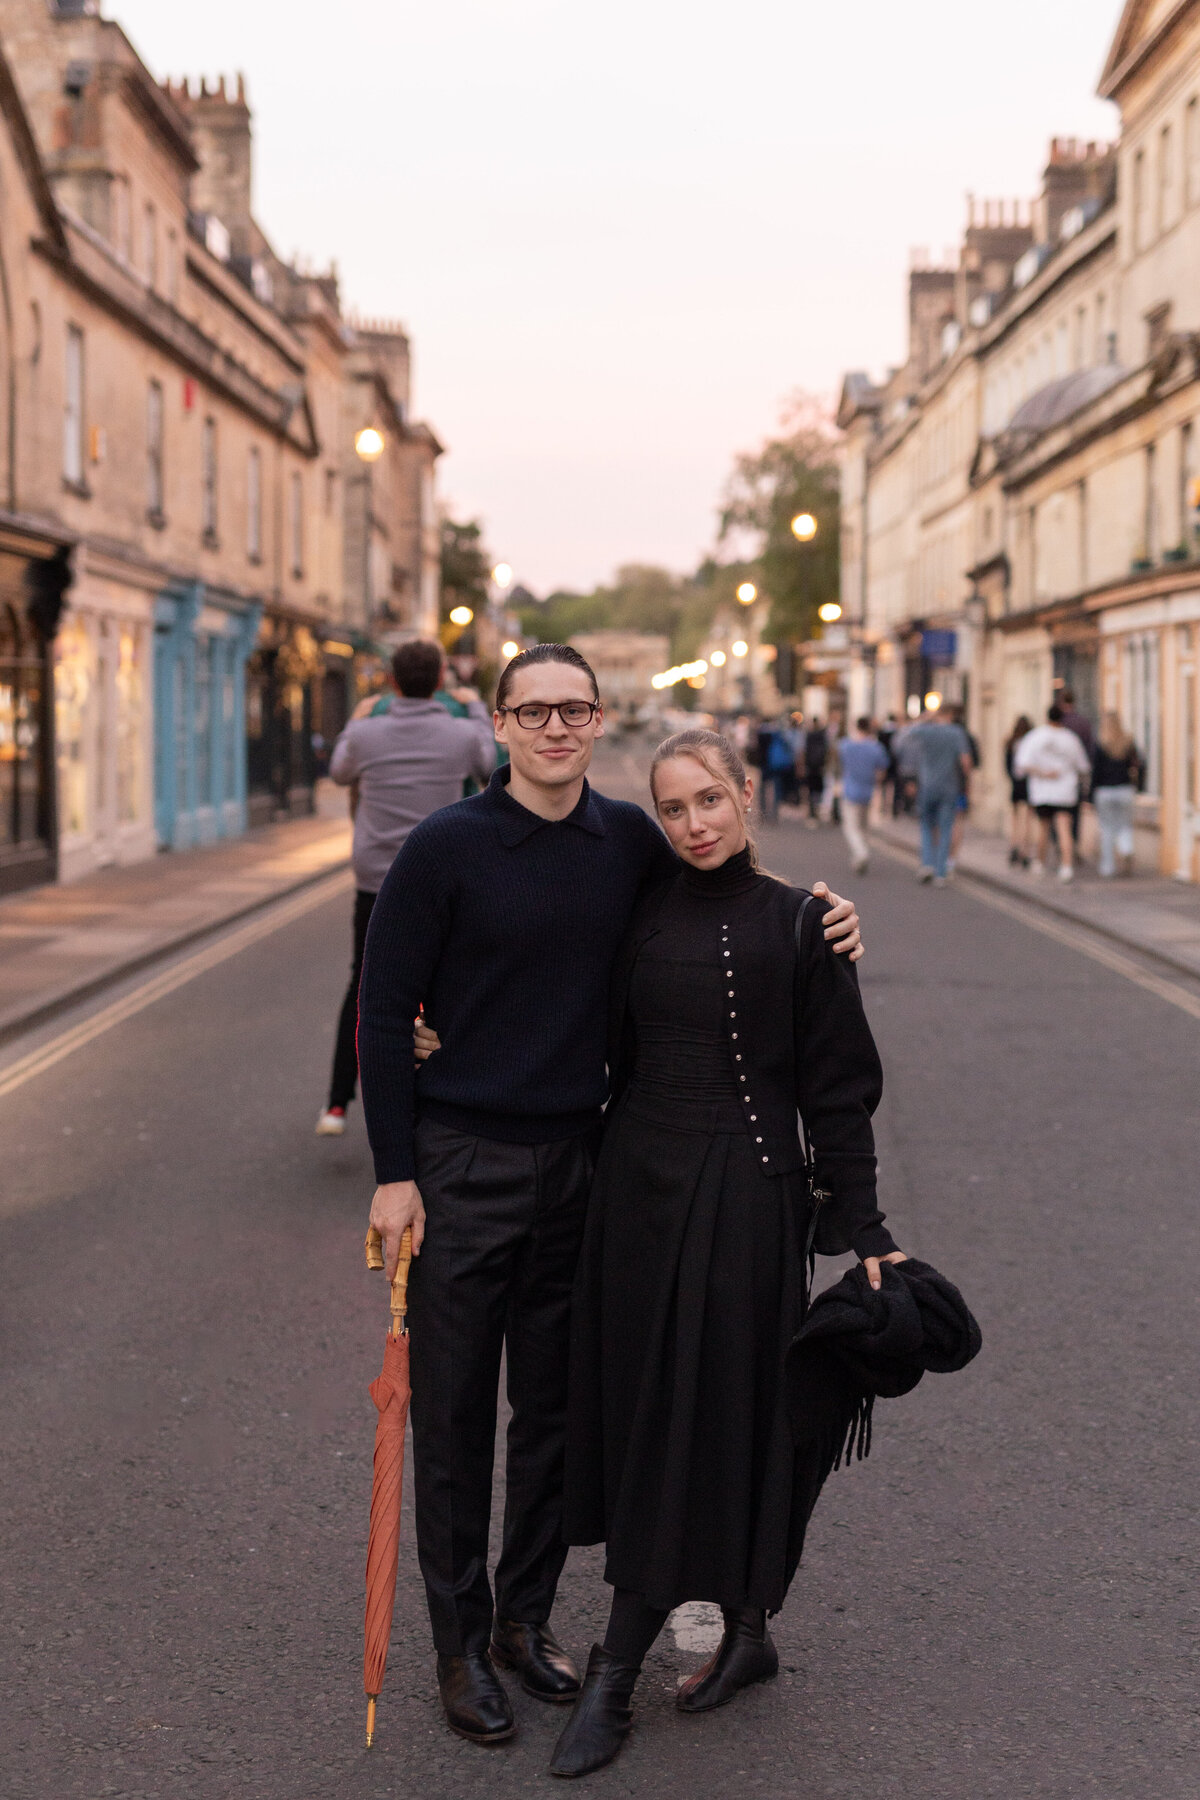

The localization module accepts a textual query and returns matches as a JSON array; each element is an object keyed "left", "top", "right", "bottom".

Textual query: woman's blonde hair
[
  {"left": 649, "top": 728, "right": 760, "bottom": 869},
  {"left": 1099, "top": 710, "right": 1135, "bottom": 760}
]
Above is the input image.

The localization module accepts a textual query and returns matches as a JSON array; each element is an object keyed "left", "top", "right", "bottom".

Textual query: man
[
  {"left": 945, "top": 702, "right": 981, "bottom": 871},
  {"left": 1013, "top": 702, "right": 1091, "bottom": 882},
  {"left": 802, "top": 715, "right": 829, "bottom": 827},
  {"left": 837, "top": 716, "right": 889, "bottom": 874},
  {"left": 358, "top": 644, "right": 864, "bottom": 1746},
  {"left": 900, "top": 707, "right": 973, "bottom": 885},
  {"left": 314, "top": 639, "right": 494, "bottom": 1136}
]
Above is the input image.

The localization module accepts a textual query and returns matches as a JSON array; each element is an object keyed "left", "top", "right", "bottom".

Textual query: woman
[
  {"left": 553, "top": 728, "right": 905, "bottom": 1778},
  {"left": 1090, "top": 712, "right": 1144, "bottom": 878},
  {"left": 1005, "top": 715, "right": 1034, "bottom": 867}
]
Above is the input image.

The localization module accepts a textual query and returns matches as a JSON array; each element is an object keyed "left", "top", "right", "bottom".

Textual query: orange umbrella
[{"left": 362, "top": 1223, "right": 413, "bottom": 1749}]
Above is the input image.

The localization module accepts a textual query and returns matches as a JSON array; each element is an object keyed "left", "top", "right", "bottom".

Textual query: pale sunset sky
[{"left": 115, "top": 0, "right": 1119, "bottom": 593}]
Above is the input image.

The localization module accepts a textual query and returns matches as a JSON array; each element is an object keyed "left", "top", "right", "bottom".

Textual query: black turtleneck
[{"left": 679, "top": 843, "right": 760, "bottom": 897}]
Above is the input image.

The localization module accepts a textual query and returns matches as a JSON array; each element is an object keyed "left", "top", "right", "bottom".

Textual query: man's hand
[
  {"left": 449, "top": 685, "right": 481, "bottom": 706},
  {"left": 352, "top": 692, "right": 383, "bottom": 720},
  {"left": 413, "top": 1015, "right": 441, "bottom": 1064},
  {"left": 813, "top": 882, "right": 863, "bottom": 962},
  {"left": 863, "top": 1250, "right": 908, "bottom": 1292},
  {"left": 369, "top": 1180, "right": 426, "bottom": 1279}
]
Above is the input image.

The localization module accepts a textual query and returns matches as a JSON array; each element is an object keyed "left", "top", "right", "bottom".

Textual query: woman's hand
[
  {"left": 414, "top": 1015, "right": 442, "bottom": 1064},
  {"left": 813, "top": 883, "right": 863, "bottom": 962},
  {"left": 863, "top": 1250, "right": 908, "bottom": 1292}
]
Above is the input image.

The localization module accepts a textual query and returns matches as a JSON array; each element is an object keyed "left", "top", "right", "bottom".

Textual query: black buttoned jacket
[{"left": 606, "top": 871, "right": 896, "bottom": 1261}]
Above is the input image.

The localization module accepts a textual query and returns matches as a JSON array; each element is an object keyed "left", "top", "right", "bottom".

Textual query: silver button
[
  {"left": 750, "top": 1114, "right": 757, "bottom": 1121},
  {"left": 732, "top": 1032, "right": 738, "bottom": 1040},
  {"left": 762, "top": 1156, "right": 769, "bottom": 1164},
  {"left": 728, "top": 990, "right": 734, "bottom": 998},
  {"left": 730, "top": 1012, "right": 736, "bottom": 1019},
  {"left": 723, "top": 950, "right": 730, "bottom": 958},
  {"left": 756, "top": 1136, "right": 763, "bottom": 1143}
]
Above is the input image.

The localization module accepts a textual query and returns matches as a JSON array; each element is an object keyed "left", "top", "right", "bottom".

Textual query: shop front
[
  {"left": 153, "top": 582, "right": 261, "bottom": 851},
  {"left": 0, "top": 532, "right": 70, "bottom": 896},
  {"left": 245, "top": 613, "right": 326, "bottom": 826}
]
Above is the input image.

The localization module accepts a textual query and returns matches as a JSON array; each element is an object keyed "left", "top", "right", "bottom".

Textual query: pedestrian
[
  {"left": 1057, "top": 687, "right": 1094, "bottom": 853},
  {"left": 1090, "top": 712, "right": 1144, "bottom": 878},
  {"left": 1004, "top": 715, "right": 1035, "bottom": 868},
  {"left": 760, "top": 716, "right": 795, "bottom": 822},
  {"left": 802, "top": 716, "right": 829, "bottom": 827},
  {"left": 837, "top": 716, "right": 888, "bottom": 874},
  {"left": 876, "top": 713, "right": 899, "bottom": 815},
  {"left": 314, "top": 640, "right": 494, "bottom": 1137},
  {"left": 1012, "top": 703, "right": 1092, "bottom": 882},
  {"left": 554, "top": 728, "right": 906, "bottom": 1778},
  {"left": 899, "top": 707, "right": 973, "bottom": 885},
  {"left": 356, "top": 645, "right": 865, "bottom": 1747},
  {"left": 945, "top": 703, "right": 980, "bottom": 871}
]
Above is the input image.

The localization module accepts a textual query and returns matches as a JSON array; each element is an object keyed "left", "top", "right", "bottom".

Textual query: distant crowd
[{"left": 730, "top": 691, "right": 1145, "bottom": 887}]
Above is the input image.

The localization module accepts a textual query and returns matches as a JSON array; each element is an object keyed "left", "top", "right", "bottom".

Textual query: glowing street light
[
  {"left": 448, "top": 605, "right": 474, "bottom": 627},
  {"left": 818, "top": 602, "right": 843, "bottom": 623},
  {"left": 731, "top": 640, "right": 749, "bottom": 658},
  {"left": 492, "top": 563, "right": 513, "bottom": 589},
  {"left": 736, "top": 582, "right": 757, "bottom": 604},
  {"left": 501, "top": 639, "right": 520, "bottom": 660},
  {"left": 924, "top": 691, "right": 943, "bottom": 712},
  {"left": 355, "top": 427, "right": 385, "bottom": 462},
  {"left": 791, "top": 512, "right": 817, "bottom": 541},
  {"left": 709, "top": 649, "right": 726, "bottom": 667}
]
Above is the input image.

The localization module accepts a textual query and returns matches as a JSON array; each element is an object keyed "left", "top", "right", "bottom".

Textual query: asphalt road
[{"left": 2, "top": 748, "right": 1198, "bottom": 1800}]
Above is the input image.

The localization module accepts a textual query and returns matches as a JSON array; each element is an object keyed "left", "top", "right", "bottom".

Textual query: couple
[{"left": 360, "top": 642, "right": 903, "bottom": 1777}]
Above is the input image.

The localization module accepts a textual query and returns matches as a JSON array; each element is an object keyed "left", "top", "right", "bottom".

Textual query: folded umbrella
[{"left": 362, "top": 1224, "right": 413, "bottom": 1749}]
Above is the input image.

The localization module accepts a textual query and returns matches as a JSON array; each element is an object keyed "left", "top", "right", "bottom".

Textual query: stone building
[
  {"left": 0, "top": 0, "right": 442, "bottom": 889},
  {"left": 839, "top": 0, "right": 1200, "bottom": 881}
]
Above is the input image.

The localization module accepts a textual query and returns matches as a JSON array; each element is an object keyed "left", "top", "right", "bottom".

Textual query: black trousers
[
  {"left": 328, "top": 888, "right": 376, "bottom": 1109},
  {"left": 408, "top": 1117, "right": 593, "bottom": 1655}
]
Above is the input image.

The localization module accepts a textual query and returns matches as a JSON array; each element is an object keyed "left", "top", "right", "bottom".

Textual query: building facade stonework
[
  {"left": 0, "top": 0, "right": 443, "bottom": 889},
  {"left": 839, "top": 0, "right": 1200, "bottom": 881}
]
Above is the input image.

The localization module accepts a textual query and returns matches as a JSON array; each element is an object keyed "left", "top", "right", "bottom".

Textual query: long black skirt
[{"left": 563, "top": 1097, "right": 827, "bottom": 1614}]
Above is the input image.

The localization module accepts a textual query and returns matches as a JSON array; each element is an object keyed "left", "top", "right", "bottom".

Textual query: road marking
[
  {"left": 875, "top": 839, "right": 1200, "bottom": 1022},
  {"left": 0, "top": 871, "right": 351, "bottom": 1101}
]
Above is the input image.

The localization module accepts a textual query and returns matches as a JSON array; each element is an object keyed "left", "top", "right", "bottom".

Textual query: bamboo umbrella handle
[{"left": 365, "top": 1225, "right": 413, "bottom": 1333}]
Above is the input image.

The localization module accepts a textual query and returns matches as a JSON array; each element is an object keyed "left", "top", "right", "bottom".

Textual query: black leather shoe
[
  {"left": 548, "top": 1645, "right": 639, "bottom": 1777},
  {"left": 436, "top": 1652, "right": 516, "bottom": 1744},
  {"left": 675, "top": 1607, "right": 778, "bottom": 1713},
  {"left": 490, "top": 1618, "right": 581, "bottom": 1701}
]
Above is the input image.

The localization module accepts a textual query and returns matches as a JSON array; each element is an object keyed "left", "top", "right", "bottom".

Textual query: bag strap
[{"left": 794, "top": 892, "right": 831, "bottom": 1288}]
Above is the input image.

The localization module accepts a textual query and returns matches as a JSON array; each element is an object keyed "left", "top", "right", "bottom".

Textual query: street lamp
[
  {"left": 791, "top": 512, "right": 817, "bottom": 542},
  {"left": 731, "top": 640, "right": 749, "bottom": 658},
  {"left": 355, "top": 427, "right": 385, "bottom": 462},
  {"left": 818, "top": 602, "right": 842, "bottom": 623},
  {"left": 736, "top": 582, "right": 757, "bottom": 604},
  {"left": 501, "top": 639, "right": 520, "bottom": 660},
  {"left": 492, "top": 563, "right": 513, "bottom": 590},
  {"left": 709, "top": 649, "right": 726, "bottom": 666},
  {"left": 449, "top": 605, "right": 474, "bottom": 627}
]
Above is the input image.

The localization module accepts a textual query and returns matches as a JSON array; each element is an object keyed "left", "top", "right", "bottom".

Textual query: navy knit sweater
[{"left": 357, "top": 766, "right": 678, "bottom": 1183}]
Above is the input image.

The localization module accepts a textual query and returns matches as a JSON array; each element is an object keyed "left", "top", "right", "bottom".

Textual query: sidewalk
[
  {"left": 872, "top": 812, "right": 1200, "bottom": 982},
  {"left": 0, "top": 795, "right": 352, "bottom": 1045}
]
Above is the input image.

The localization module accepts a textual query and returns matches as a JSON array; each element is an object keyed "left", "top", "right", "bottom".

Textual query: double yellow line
[{"left": 0, "top": 872, "right": 351, "bottom": 1101}]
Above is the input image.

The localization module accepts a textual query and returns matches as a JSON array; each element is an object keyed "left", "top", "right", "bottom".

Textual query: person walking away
[
  {"left": 899, "top": 709, "right": 972, "bottom": 884},
  {"left": 356, "top": 645, "right": 866, "bottom": 1747},
  {"left": 945, "top": 703, "right": 979, "bottom": 871},
  {"left": 802, "top": 717, "right": 829, "bottom": 827},
  {"left": 554, "top": 729, "right": 904, "bottom": 1778},
  {"left": 315, "top": 640, "right": 494, "bottom": 1136},
  {"left": 1013, "top": 703, "right": 1091, "bottom": 882},
  {"left": 837, "top": 717, "right": 888, "bottom": 874},
  {"left": 876, "top": 714, "right": 899, "bottom": 817},
  {"left": 1057, "top": 687, "right": 1094, "bottom": 854},
  {"left": 1004, "top": 716, "right": 1034, "bottom": 867},
  {"left": 761, "top": 718, "right": 794, "bottom": 822},
  {"left": 1090, "top": 713, "right": 1144, "bottom": 877}
]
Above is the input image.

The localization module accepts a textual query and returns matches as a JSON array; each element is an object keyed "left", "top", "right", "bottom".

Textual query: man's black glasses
[{"left": 498, "top": 700, "right": 600, "bottom": 730}]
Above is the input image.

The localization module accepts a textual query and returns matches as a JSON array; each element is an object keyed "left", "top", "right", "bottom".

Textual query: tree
[
  {"left": 513, "top": 564, "right": 720, "bottom": 665},
  {"left": 717, "top": 393, "right": 841, "bottom": 645},
  {"left": 439, "top": 515, "right": 491, "bottom": 619}
]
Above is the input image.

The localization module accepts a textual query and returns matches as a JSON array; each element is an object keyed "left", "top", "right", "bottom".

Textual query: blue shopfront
[{"left": 153, "top": 583, "right": 261, "bottom": 850}]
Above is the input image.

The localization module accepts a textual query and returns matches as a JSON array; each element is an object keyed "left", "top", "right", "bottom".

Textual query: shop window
[
  {"left": 63, "top": 325, "right": 85, "bottom": 487},
  {"left": 115, "top": 625, "right": 142, "bottom": 825},
  {"left": 147, "top": 380, "right": 164, "bottom": 522}
]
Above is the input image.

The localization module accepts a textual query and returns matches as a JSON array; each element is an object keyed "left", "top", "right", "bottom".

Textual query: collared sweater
[{"left": 357, "top": 766, "right": 678, "bottom": 1183}]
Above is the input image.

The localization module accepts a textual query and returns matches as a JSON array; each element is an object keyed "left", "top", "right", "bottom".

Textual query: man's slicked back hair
[
  {"left": 391, "top": 638, "right": 444, "bottom": 699},
  {"left": 496, "top": 642, "right": 599, "bottom": 709}
]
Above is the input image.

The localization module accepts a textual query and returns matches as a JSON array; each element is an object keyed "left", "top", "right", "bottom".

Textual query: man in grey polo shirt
[{"left": 316, "top": 639, "right": 495, "bottom": 1136}]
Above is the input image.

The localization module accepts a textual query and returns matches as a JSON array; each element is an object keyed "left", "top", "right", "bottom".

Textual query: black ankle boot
[
  {"left": 675, "top": 1607, "right": 778, "bottom": 1713},
  {"left": 548, "top": 1645, "right": 640, "bottom": 1777}
]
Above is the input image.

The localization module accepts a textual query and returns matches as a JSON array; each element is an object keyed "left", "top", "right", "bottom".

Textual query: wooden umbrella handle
[{"left": 365, "top": 1225, "right": 413, "bottom": 1332}]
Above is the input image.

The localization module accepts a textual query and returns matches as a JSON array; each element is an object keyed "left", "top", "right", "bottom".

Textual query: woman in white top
[{"left": 1013, "top": 703, "right": 1092, "bottom": 882}]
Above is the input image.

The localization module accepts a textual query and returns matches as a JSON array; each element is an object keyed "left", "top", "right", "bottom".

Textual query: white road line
[
  {"left": 0, "top": 871, "right": 352, "bottom": 1101},
  {"left": 875, "top": 839, "right": 1200, "bottom": 1022}
]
